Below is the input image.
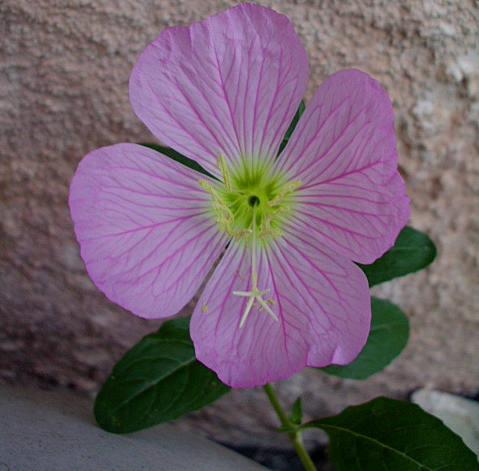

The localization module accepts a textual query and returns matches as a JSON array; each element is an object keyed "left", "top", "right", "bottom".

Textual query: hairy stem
[{"left": 263, "top": 383, "right": 317, "bottom": 471}]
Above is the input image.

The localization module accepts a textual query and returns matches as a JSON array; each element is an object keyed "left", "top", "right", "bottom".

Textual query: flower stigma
[
  {"left": 232, "top": 204, "right": 279, "bottom": 327},
  {"left": 199, "top": 155, "right": 301, "bottom": 327}
]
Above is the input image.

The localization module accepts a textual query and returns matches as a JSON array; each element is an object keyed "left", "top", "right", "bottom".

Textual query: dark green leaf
[
  {"left": 289, "top": 397, "right": 303, "bottom": 425},
  {"left": 321, "top": 298, "right": 409, "bottom": 380},
  {"left": 277, "top": 101, "right": 306, "bottom": 156},
  {"left": 94, "top": 317, "right": 230, "bottom": 433},
  {"left": 358, "top": 226, "right": 437, "bottom": 287},
  {"left": 140, "top": 143, "right": 216, "bottom": 179},
  {"left": 302, "top": 397, "right": 479, "bottom": 471}
]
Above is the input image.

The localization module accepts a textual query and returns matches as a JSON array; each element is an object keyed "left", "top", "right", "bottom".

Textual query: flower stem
[{"left": 263, "top": 383, "right": 317, "bottom": 471}]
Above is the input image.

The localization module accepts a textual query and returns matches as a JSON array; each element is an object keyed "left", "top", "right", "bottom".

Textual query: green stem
[{"left": 263, "top": 383, "right": 317, "bottom": 471}]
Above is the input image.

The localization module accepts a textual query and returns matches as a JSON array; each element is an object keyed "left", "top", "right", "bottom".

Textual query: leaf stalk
[{"left": 263, "top": 383, "right": 317, "bottom": 471}]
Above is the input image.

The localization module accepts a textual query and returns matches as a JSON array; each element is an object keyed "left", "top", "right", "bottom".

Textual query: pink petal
[
  {"left": 270, "top": 230, "right": 371, "bottom": 368},
  {"left": 190, "top": 231, "right": 370, "bottom": 388},
  {"left": 277, "top": 70, "right": 409, "bottom": 264},
  {"left": 129, "top": 3, "right": 308, "bottom": 177},
  {"left": 69, "top": 143, "right": 228, "bottom": 319}
]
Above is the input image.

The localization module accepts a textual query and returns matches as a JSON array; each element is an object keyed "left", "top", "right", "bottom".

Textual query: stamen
[
  {"left": 198, "top": 179, "right": 220, "bottom": 202},
  {"left": 198, "top": 179, "right": 234, "bottom": 234},
  {"left": 217, "top": 154, "right": 232, "bottom": 192},
  {"left": 268, "top": 180, "right": 302, "bottom": 208}
]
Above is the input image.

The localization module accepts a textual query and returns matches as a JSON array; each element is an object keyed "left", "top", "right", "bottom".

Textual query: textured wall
[{"left": 1, "top": 0, "right": 478, "bottom": 449}]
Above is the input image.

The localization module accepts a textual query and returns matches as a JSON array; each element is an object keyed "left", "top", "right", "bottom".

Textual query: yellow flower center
[{"left": 199, "top": 155, "right": 301, "bottom": 326}]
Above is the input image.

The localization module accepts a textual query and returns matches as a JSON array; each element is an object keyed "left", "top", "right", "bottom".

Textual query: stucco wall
[{"left": 1, "top": 0, "right": 478, "bottom": 448}]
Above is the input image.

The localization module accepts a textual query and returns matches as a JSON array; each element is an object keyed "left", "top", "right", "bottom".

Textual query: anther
[
  {"left": 198, "top": 179, "right": 234, "bottom": 234},
  {"left": 217, "top": 154, "right": 232, "bottom": 192},
  {"left": 268, "top": 180, "right": 302, "bottom": 207}
]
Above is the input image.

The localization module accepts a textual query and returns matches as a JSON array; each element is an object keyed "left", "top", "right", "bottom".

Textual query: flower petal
[
  {"left": 270, "top": 230, "right": 371, "bottom": 368},
  {"left": 129, "top": 3, "right": 308, "bottom": 177},
  {"left": 277, "top": 69, "right": 409, "bottom": 263},
  {"left": 69, "top": 143, "right": 227, "bottom": 319},
  {"left": 190, "top": 231, "right": 370, "bottom": 388}
]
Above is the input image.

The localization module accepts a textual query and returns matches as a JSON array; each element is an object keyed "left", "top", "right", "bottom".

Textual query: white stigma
[{"left": 233, "top": 205, "right": 279, "bottom": 328}]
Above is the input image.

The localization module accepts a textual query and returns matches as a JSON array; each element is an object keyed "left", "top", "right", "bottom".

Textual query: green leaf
[
  {"left": 276, "top": 424, "right": 298, "bottom": 434},
  {"left": 302, "top": 397, "right": 479, "bottom": 471},
  {"left": 139, "top": 143, "right": 216, "bottom": 179},
  {"left": 94, "top": 317, "right": 230, "bottom": 433},
  {"left": 358, "top": 226, "right": 437, "bottom": 287},
  {"left": 277, "top": 101, "right": 306, "bottom": 156},
  {"left": 321, "top": 298, "right": 409, "bottom": 380},
  {"left": 289, "top": 397, "right": 303, "bottom": 425}
]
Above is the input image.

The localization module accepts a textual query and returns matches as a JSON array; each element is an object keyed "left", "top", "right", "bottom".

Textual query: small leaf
[
  {"left": 321, "top": 298, "right": 409, "bottom": 380},
  {"left": 139, "top": 143, "right": 216, "bottom": 179},
  {"left": 94, "top": 317, "right": 230, "bottom": 433},
  {"left": 276, "top": 424, "right": 298, "bottom": 434},
  {"left": 289, "top": 397, "right": 303, "bottom": 425},
  {"left": 302, "top": 397, "right": 479, "bottom": 471},
  {"left": 358, "top": 226, "right": 437, "bottom": 287},
  {"left": 277, "top": 101, "right": 305, "bottom": 156}
]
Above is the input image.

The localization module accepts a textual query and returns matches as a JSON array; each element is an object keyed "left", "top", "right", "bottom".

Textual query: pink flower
[{"left": 69, "top": 4, "right": 409, "bottom": 388}]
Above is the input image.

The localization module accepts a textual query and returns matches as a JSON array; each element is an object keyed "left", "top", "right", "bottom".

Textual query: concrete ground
[{"left": 0, "top": 384, "right": 267, "bottom": 470}]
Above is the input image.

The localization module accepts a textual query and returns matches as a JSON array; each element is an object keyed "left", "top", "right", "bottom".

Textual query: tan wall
[{"left": 1, "top": 0, "right": 478, "bottom": 448}]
